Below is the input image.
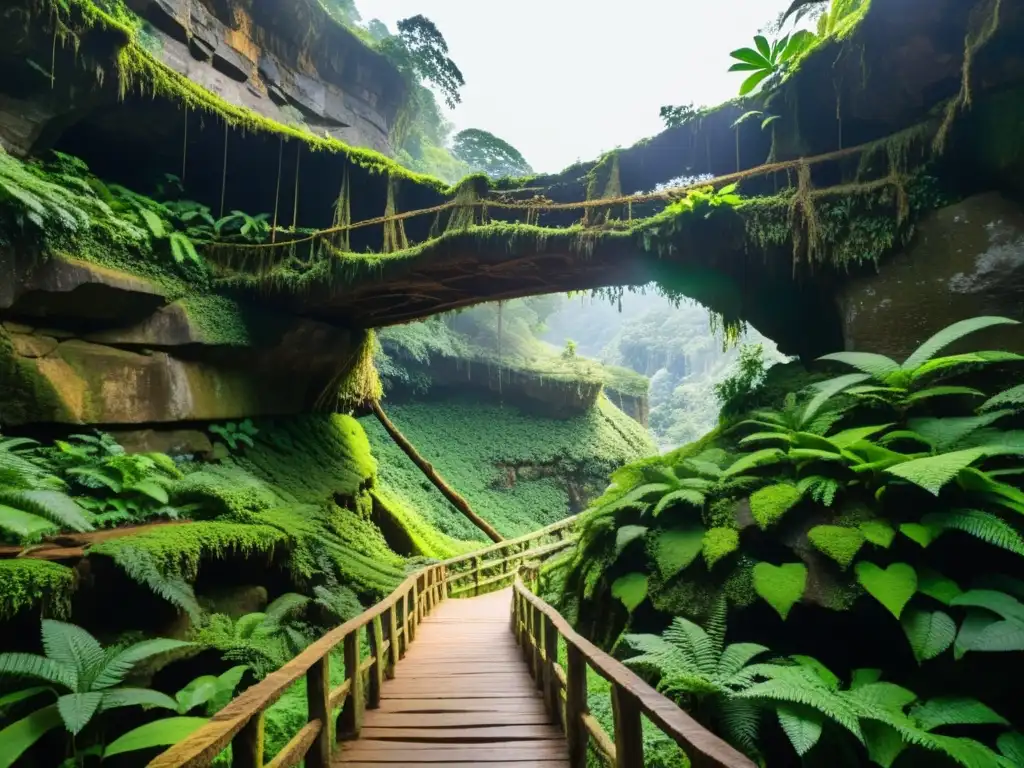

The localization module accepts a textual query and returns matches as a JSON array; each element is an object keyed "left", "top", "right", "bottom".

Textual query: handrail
[
  {"left": 512, "top": 577, "right": 757, "bottom": 768},
  {"left": 150, "top": 515, "right": 579, "bottom": 768},
  {"left": 441, "top": 514, "right": 579, "bottom": 597}
]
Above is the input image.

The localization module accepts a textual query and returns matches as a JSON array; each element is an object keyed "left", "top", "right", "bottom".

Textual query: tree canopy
[
  {"left": 379, "top": 15, "right": 465, "bottom": 110},
  {"left": 451, "top": 129, "right": 533, "bottom": 179}
]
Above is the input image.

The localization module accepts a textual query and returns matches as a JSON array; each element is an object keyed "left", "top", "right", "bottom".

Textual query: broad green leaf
[
  {"left": 0, "top": 506, "right": 56, "bottom": 539},
  {"left": 728, "top": 61, "right": 763, "bottom": 72},
  {"left": 648, "top": 526, "right": 705, "bottom": 579},
  {"left": 902, "top": 317, "right": 1019, "bottom": 371},
  {"left": 103, "top": 716, "right": 209, "bottom": 758},
  {"left": 753, "top": 562, "right": 806, "bottom": 620},
  {"left": 827, "top": 424, "right": 894, "bottom": 449},
  {"left": 738, "top": 431, "right": 791, "bottom": 446},
  {"left": 856, "top": 562, "right": 917, "bottom": 619},
  {"left": 749, "top": 483, "right": 802, "bottom": 529},
  {"left": 175, "top": 676, "right": 220, "bottom": 714},
  {"left": 615, "top": 525, "right": 648, "bottom": 556},
  {"left": 0, "top": 687, "right": 51, "bottom": 712},
  {"left": 863, "top": 721, "right": 907, "bottom": 768},
  {"left": 790, "top": 655, "right": 840, "bottom": 690},
  {"left": 780, "top": 29, "right": 818, "bottom": 61},
  {"left": 950, "top": 590, "right": 1024, "bottom": 623},
  {"left": 911, "top": 696, "right": 1008, "bottom": 731},
  {"left": 885, "top": 448, "right": 990, "bottom": 496},
  {"left": 918, "top": 570, "right": 962, "bottom": 605},
  {"left": 808, "top": 526, "right": 865, "bottom": 568},
  {"left": 911, "top": 351, "right": 1024, "bottom": 382},
  {"left": 777, "top": 703, "right": 823, "bottom": 756},
  {"left": 908, "top": 411, "right": 1014, "bottom": 452},
  {"left": 0, "top": 704, "right": 62, "bottom": 768},
  {"left": 902, "top": 609, "right": 956, "bottom": 663},
  {"left": 904, "top": 386, "right": 985, "bottom": 404},
  {"left": 98, "top": 688, "right": 178, "bottom": 713},
  {"left": 729, "top": 47, "right": 771, "bottom": 67},
  {"left": 981, "top": 383, "right": 1024, "bottom": 412},
  {"left": 965, "top": 620, "right": 1024, "bottom": 652},
  {"left": 754, "top": 34, "right": 772, "bottom": 59},
  {"left": 998, "top": 731, "right": 1024, "bottom": 764},
  {"left": 817, "top": 351, "right": 900, "bottom": 379},
  {"left": 859, "top": 520, "right": 896, "bottom": 548},
  {"left": 722, "top": 448, "right": 786, "bottom": 478},
  {"left": 900, "top": 523, "right": 936, "bottom": 548},
  {"left": 850, "top": 668, "right": 882, "bottom": 689},
  {"left": 611, "top": 573, "right": 648, "bottom": 613},
  {"left": 57, "top": 692, "right": 103, "bottom": 734},
  {"left": 801, "top": 373, "right": 871, "bottom": 425},
  {"left": 652, "top": 488, "right": 706, "bottom": 516},
  {"left": 739, "top": 70, "right": 773, "bottom": 96}
]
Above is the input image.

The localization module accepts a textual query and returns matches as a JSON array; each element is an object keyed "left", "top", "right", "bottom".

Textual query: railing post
[
  {"left": 388, "top": 603, "right": 400, "bottom": 672},
  {"left": 473, "top": 556, "right": 481, "bottom": 596},
  {"left": 543, "top": 615, "right": 560, "bottom": 726},
  {"left": 531, "top": 604, "right": 544, "bottom": 691},
  {"left": 232, "top": 712, "right": 263, "bottom": 768},
  {"left": 368, "top": 616, "right": 384, "bottom": 709},
  {"left": 523, "top": 596, "right": 534, "bottom": 666},
  {"left": 338, "top": 631, "right": 363, "bottom": 740},
  {"left": 425, "top": 569, "right": 434, "bottom": 613},
  {"left": 566, "top": 645, "right": 588, "bottom": 768},
  {"left": 413, "top": 580, "right": 421, "bottom": 629},
  {"left": 305, "top": 657, "right": 330, "bottom": 768},
  {"left": 612, "top": 686, "right": 644, "bottom": 768}
]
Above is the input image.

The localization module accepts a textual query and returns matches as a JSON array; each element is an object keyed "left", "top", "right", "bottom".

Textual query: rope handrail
[{"left": 199, "top": 136, "right": 891, "bottom": 255}]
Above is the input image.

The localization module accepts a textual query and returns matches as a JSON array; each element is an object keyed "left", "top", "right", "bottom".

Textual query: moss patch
[{"left": 0, "top": 560, "right": 76, "bottom": 619}]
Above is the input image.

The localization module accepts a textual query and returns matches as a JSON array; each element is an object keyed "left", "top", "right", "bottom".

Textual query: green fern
[
  {"left": 169, "top": 232, "right": 202, "bottom": 265},
  {"left": 901, "top": 608, "right": 956, "bottom": 663},
  {"left": 922, "top": 509, "right": 1024, "bottom": 557}
]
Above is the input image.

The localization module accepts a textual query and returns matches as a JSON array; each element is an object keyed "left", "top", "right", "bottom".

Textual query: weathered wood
[
  {"left": 473, "top": 556, "right": 481, "bottom": 596},
  {"left": 359, "top": 724, "right": 564, "bottom": 741},
  {"left": 305, "top": 658, "right": 330, "bottom": 768},
  {"left": 372, "top": 401, "right": 502, "bottom": 542},
  {"left": 338, "top": 631, "right": 363, "bottom": 740},
  {"left": 328, "top": 679, "right": 351, "bottom": 711},
  {"left": 439, "top": 514, "right": 578, "bottom": 571},
  {"left": 565, "top": 644, "right": 588, "bottom": 768},
  {"left": 264, "top": 721, "right": 320, "bottom": 768},
  {"left": 232, "top": 712, "right": 263, "bottom": 768},
  {"left": 531, "top": 604, "right": 543, "bottom": 691},
  {"left": 386, "top": 605, "right": 400, "bottom": 676},
  {"left": 364, "top": 711, "right": 553, "bottom": 728},
  {"left": 514, "top": 579, "right": 756, "bottom": 768},
  {"left": 543, "top": 614, "right": 560, "bottom": 726},
  {"left": 583, "top": 712, "right": 616, "bottom": 763},
  {"left": 367, "top": 617, "right": 384, "bottom": 710},
  {"left": 612, "top": 686, "right": 644, "bottom": 768}
]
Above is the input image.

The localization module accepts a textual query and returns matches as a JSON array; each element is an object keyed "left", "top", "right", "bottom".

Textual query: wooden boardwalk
[{"left": 335, "top": 588, "right": 569, "bottom": 766}]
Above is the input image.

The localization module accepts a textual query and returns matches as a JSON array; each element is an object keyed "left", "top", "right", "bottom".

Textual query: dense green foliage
[
  {"left": 559, "top": 316, "right": 1024, "bottom": 765},
  {"left": 362, "top": 394, "right": 654, "bottom": 539}
]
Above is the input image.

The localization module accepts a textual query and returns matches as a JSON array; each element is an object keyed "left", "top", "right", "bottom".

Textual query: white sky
[{"left": 357, "top": 0, "right": 790, "bottom": 174}]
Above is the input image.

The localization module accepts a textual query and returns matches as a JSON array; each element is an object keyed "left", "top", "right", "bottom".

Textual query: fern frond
[
  {"left": 817, "top": 351, "right": 900, "bottom": 379},
  {"left": 715, "top": 697, "right": 763, "bottom": 755},
  {"left": 735, "top": 672, "right": 864, "bottom": 742},
  {"left": 902, "top": 317, "right": 1020, "bottom": 370},
  {"left": 261, "top": 593, "right": 310, "bottom": 630},
  {"left": 0, "top": 490, "right": 91, "bottom": 535},
  {"left": 923, "top": 509, "right": 1024, "bottom": 557},
  {"left": 911, "top": 696, "right": 1008, "bottom": 731},
  {"left": 663, "top": 616, "right": 717, "bottom": 676},
  {"left": 0, "top": 652, "right": 75, "bottom": 689},
  {"left": 652, "top": 488, "right": 706, "bottom": 515}
]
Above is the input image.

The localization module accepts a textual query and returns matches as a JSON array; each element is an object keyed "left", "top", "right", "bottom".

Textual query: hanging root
[
  {"left": 788, "top": 161, "right": 824, "bottom": 269},
  {"left": 382, "top": 176, "right": 408, "bottom": 254},
  {"left": 934, "top": 0, "right": 1003, "bottom": 153},
  {"left": 332, "top": 165, "right": 351, "bottom": 252}
]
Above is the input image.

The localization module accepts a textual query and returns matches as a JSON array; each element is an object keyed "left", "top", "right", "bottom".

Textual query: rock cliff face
[
  {"left": 837, "top": 193, "right": 1024, "bottom": 359},
  {"left": 0, "top": 0, "right": 405, "bottom": 159},
  {"left": 1, "top": 251, "right": 358, "bottom": 427}
]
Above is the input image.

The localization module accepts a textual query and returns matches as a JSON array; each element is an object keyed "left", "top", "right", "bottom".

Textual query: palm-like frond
[
  {"left": 41, "top": 621, "right": 104, "bottom": 690},
  {"left": 0, "top": 653, "right": 75, "bottom": 689},
  {"left": 902, "top": 317, "right": 1019, "bottom": 371},
  {"left": 0, "top": 490, "right": 92, "bottom": 533},
  {"left": 92, "top": 638, "right": 193, "bottom": 690}
]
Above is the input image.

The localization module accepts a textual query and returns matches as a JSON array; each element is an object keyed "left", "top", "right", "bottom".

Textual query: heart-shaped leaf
[
  {"left": 856, "top": 562, "right": 917, "bottom": 619},
  {"left": 901, "top": 608, "right": 955, "bottom": 663},
  {"left": 615, "top": 525, "right": 648, "bottom": 557},
  {"left": 611, "top": 573, "right": 648, "bottom": 613},
  {"left": 859, "top": 520, "right": 896, "bottom": 548},
  {"left": 807, "top": 525, "right": 865, "bottom": 568},
  {"left": 649, "top": 526, "right": 704, "bottom": 579},
  {"left": 753, "top": 562, "right": 807, "bottom": 620}
]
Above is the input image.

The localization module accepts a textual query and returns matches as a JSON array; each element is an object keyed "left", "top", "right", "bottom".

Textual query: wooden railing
[
  {"left": 512, "top": 578, "right": 757, "bottom": 768},
  {"left": 442, "top": 514, "right": 579, "bottom": 598},
  {"left": 149, "top": 516, "right": 579, "bottom": 768}
]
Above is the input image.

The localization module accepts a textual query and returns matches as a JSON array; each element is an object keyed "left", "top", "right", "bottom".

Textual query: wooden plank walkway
[{"left": 335, "top": 588, "right": 569, "bottom": 766}]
